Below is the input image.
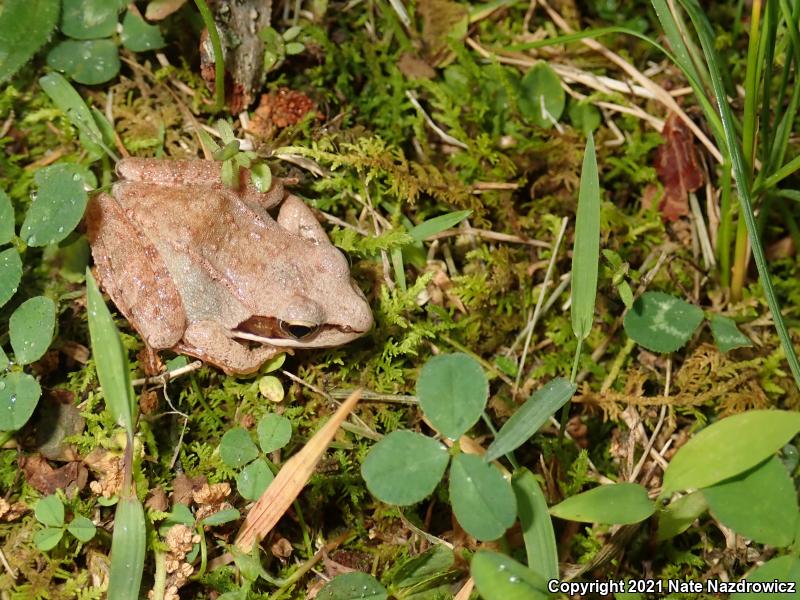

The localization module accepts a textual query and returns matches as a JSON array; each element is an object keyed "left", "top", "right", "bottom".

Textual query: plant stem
[
  {"left": 741, "top": 0, "right": 762, "bottom": 171},
  {"left": 680, "top": 0, "right": 800, "bottom": 390},
  {"left": 152, "top": 551, "right": 167, "bottom": 600},
  {"left": 190, "top": 374, "right": 224, "bottom": 429},
  {"left": 194, "top": 0, "right": 225, "bottom": 111},
  {"left": 731, "top": 0, "right": 763, "bottom": 301},
  {"left": 718, "top": 161, "right": 733, "bottom": 288},
  {"left": 559, "top": 338, "right": 583, "bottom": 437},
  {"left": 731, "top": 215, "right": 749, "bottom": 300}
]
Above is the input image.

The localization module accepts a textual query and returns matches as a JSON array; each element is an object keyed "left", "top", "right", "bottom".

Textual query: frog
[{"left": 85, "top": 158, "right": 373, "bottom": 375}]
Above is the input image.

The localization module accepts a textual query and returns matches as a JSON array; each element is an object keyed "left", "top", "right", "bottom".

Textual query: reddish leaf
[
  {"left": 654, "top": 114, "right": 704, "bottom": 221},
  {"left": 21, "top": 455, "right": 87, "bottom": 495}
]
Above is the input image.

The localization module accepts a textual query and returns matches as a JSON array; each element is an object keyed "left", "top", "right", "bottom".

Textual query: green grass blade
[
  {"left": 741, "top": 0, "right": 766, "bottom": 172},
  {"left": 107, "top": 495, "right": 146, "bottom": 599},
  {"left": 86, "top": 270, "right": 135, "bottom": 436},
  {"left": 408, "top": 210, "right": 472, "bottom": 242},
  {"left": 763, "top": 0, "right": 800, "bottom": 176},
  {"left": 757, "top": 0, "right": 779, "bottom": 168},
  {"left": 485, "top": 378, "right": 576, "bottom": 461},
  {"left": 39, "top": 73, "right": 121, "bottom": 162},
  {"left": 511, "top": 469, "right": 559, "bottom": 581},
  {"left": 570, "top": 133, "right": 600, "bottom": 341},
  {"left": 677, "top": 0, "right": 800, "bottom": 390},
  {"left": 651, "top": 0, "right": 708, "bottom": 90}
]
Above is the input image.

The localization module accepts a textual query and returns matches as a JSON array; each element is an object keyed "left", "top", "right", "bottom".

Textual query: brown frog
[{"left": 86, "top": 158, "right": 373, "bottom": 374}]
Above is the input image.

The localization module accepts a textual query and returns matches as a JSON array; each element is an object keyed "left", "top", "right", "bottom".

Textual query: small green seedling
[
  {"left": 34, "top": 494, "right": 97, "bottom": 551},
  {"left": 260, "top": 25, "right": 306, "bottom": 73},
  {"left": 387, "top": 208, "right": 471, "bottom": 291},
  {"left": 654, "top": 409, "right": 800, "bottom": 581},
  {"left": 219, "top": 413, "right": 292, "bottom": 500},
  {"left": 86, "top": 271, "right": 145, "bottom": 599},
  {"left": 0, "top": 174, "right": 66, "bottom": 439},
  {"left": 199, "top": 120, "right": 273, "bottom": 192},
  {"left": 602, "top": 249, "right": 634, "bottom": 308},
  {"left": 258, "top": 353, "right": 287, "bottom": 403}
]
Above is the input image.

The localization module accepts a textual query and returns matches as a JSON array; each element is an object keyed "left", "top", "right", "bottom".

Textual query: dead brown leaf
[
  {"left": 397, "top": 53, "right": 437, "bottom": 80},
  {"left": 654, "top": 113, "right": 704, "bottom": 221},
  {"left": 20, "top": 455, "right": 88, "bottom": 496},
  {"left": 418, "top": 0, "right": 469, "bottom": 65},
  {"left": 171, "top": 474, "right": 207, "bottom": 506}
]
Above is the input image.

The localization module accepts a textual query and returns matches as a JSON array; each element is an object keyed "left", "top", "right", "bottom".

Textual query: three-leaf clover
[
  {"left": 219, "top": 413, "right": 292, "bottom": 500},
  {"left": 34, "top": 494, "right": 96, "bottom": 551},
  {"left": 47, "top": 0, "right": 165, "bottom": 85},
  {"left": 361, "top": 353, "right": 517, "bottom": 541}
]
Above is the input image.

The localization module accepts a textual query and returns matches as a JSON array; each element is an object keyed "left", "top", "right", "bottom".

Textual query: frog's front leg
[{"left": 177, "top": 320, "right": 285, "bottom": 375}]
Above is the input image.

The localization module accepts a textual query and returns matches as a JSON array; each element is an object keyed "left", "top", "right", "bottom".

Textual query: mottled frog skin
[{"left": 86, "top": 158, "right": 372, "bottom": 374}]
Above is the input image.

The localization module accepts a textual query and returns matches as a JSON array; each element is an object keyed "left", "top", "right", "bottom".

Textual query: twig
[
  {"left": 281, "top": 371, "right": 377, "bottom": 436},
  {"left": 406, "top": 91, "right": 469, "bottom": 149},
  {"left": 330, "top": 389, "right": 418, "bottom": 404},
  {"left": 454, "top": 578, "right": 475, "bottom": 600},
  {"left": 131, "top": 360, "right": 203, "bottom": 388},
  {"left": 425, "top": 227, "right": 550, "bottom": 247},
  {"left": 398, "top": 510, "right": 454, "bottom": 549},
  {"left": 689, "top": 192, "right": 716, "bottom": 269},
  {"left": 0, "top": 548, "right": 16, "bottom": 580},
  {"left": 515, "top": 217, "right": 569, "bottom": 393}
]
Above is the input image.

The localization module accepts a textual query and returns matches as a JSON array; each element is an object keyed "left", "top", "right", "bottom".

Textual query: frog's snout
[{"left": 349, "top": 279, "right": 374, "bottom": 333}]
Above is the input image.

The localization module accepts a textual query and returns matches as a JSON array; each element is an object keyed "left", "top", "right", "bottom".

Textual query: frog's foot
[{"left": 177, "top": 321, "right": 285, "bottom": 375}]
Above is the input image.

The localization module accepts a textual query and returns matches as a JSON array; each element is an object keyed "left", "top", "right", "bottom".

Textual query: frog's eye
[{"left": 279, "top": 320, "right": 320, "bottom": 340}]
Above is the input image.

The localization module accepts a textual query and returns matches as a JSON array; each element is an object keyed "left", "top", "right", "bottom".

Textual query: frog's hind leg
[
  {"left": 86, "top": 193, "right": 186, "bottom": 350},
  {"left": 178, "top": 320, "right": 285, "bottom": 375}
]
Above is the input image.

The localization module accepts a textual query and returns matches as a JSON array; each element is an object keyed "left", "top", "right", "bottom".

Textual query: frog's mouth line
[{"left": 232, "top": 316, "right": 361, "bottom": 346}]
